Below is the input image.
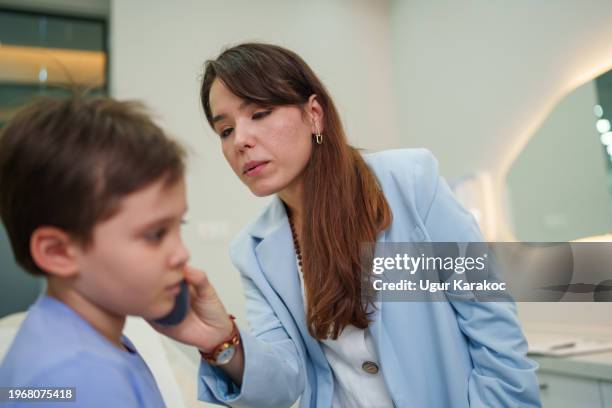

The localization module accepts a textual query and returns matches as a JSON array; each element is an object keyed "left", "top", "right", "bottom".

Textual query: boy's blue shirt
[{"left": 0, "top": 295, "right": 165, "bottom": 407}]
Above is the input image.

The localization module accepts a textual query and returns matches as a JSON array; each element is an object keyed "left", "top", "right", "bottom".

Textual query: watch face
[{"left": 216, "top": 346, "right": 236, "bottom": 365}]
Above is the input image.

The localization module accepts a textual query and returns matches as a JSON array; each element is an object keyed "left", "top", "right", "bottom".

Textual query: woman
[{"left": 156, "top": 43, "right": 540, "bottom": 407}]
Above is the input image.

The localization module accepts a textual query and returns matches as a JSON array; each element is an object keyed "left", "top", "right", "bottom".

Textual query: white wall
[{"left": 390, "top": 0, "right": 612, "bottom": 179}]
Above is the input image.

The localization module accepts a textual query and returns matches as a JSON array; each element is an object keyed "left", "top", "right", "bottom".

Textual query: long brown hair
[{"left": 201, "top": 43, "right": 391, "bottom": 339}]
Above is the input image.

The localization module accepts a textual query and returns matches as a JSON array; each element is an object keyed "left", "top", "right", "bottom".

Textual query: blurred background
[{"left": 1, "top": 1, "right": 612, "bottom": 406}]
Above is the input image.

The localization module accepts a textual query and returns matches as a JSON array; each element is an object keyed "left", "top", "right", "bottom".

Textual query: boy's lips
[
  {"left": 165, "top": 279, "right": 183, "bottom": 295},
  {"left": 166, "top": 283, "right": 182, "bottom": 295}
]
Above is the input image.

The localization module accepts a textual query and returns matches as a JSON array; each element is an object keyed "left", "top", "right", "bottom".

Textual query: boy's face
[{"left": 73, "top": 176, "right": 190, "bottom": 320}]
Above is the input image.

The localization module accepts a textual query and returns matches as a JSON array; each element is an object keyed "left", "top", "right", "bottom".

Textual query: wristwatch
[{"left": 199, "top": 315, "right": 240, "bottom": 366}]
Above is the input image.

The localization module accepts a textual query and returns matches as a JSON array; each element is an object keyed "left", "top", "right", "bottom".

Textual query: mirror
[{"left": 506, "top": 70, "right": 612, "bottom": 241}]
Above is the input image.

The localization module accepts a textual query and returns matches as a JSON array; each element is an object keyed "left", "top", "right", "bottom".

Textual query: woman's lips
[{"left": 243, "top": 161, "right": 269, "bottom": 177}]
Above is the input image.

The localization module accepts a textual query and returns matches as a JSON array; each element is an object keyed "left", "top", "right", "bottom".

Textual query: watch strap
[{"left": 199, "top": 314, "right": 240, "bottom": 365}]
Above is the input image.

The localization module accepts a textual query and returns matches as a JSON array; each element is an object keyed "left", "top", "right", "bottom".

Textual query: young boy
[{"left": 0, "top": 96, "right": 189, "bottom": 407}]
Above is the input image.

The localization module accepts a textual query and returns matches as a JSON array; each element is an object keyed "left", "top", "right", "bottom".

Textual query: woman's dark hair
[
  {"left": 201, "top": 43, "right": 392, "bottom": 340},
  {"left": 0, "top": 96, "right": 186, "bottom": 276}
]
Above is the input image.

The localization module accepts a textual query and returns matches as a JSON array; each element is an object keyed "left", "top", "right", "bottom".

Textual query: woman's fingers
[
  {"left": 149, "top": 264, "right": 232, "bottom": 349},
  {"left": 183, "top": 264, "right": 229, "bottom": 326},
  {"left": 184, "top": 264, "right": 205, "bottom": 287},
  {"left": 184, "top": 264, "right": 216, "bottom": 299},
  {"left": 148, "top": 312, "right": 209, "bottom": 348}
]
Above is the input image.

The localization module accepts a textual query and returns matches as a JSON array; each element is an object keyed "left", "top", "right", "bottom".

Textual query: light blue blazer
[{"left": 197, "top": 149, "right": 541, "bottom": 407}]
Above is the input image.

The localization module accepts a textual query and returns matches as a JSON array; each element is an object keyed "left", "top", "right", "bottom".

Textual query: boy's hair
[{"left": 0, "top": 96, "right": 186, "bottom": 276}]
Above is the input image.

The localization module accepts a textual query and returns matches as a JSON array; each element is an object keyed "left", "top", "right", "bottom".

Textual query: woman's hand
[{"left": 149, "top": 265, "right": 234, "bottom": 352}]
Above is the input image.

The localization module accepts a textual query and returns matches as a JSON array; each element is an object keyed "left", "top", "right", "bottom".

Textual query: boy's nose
[{"left": 170, "top": 238, "right": 190, "bottom": 270}]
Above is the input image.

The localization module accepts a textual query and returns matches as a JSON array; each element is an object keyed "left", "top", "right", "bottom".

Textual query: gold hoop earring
[{"left": 315, "top": 132, "right": 323, "bottom": 144}]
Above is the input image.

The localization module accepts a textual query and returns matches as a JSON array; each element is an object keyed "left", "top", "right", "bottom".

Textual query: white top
[{"left": 297, "top": 262, "right": 395, "bottom": 408}]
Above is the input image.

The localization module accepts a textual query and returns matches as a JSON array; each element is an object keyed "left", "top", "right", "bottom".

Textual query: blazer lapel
[
  {"left": 254, "top": 217, "right": 306, "bottom": 328},
  {"left": 250, "top": 196, "right": 328, "bottom": 367}
]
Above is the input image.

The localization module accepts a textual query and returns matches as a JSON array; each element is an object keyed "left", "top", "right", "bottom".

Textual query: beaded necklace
[{"left": 288, "top": 214, "right": 303, "bottom": 271}]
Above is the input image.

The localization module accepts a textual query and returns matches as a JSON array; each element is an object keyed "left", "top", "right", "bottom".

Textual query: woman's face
[{"left": 208, "top": 79, "right": 318, "bottom": 197}]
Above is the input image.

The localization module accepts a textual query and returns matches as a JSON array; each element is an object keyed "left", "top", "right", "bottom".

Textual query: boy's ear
[{"left": 30, "top": 227, "right": 80, "bottom": 278}]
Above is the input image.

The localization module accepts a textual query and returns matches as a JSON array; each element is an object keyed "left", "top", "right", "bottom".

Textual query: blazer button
[{"left": 362, "top": 361, "right": 379, "bottom": 374}]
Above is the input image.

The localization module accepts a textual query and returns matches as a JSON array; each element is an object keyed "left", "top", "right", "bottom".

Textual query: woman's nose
[{"left": 233, "top": 121, "right": 256, "bottom": 151}]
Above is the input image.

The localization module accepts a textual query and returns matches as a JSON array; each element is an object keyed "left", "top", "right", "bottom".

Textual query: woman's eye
[
  {"left": 252, "top": 109, "right": 272, "bottom": 120},
  {"left": 220, "top": 128, "right": 233, "bottom": 138}
]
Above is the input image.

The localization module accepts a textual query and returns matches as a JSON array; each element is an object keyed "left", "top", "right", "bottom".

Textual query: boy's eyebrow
[
  {"left": 211, "top": 100, "right": 253, "bottom": 124},
  {"left": 136, "top": 207, "right": 188, "bottom": 231}
]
